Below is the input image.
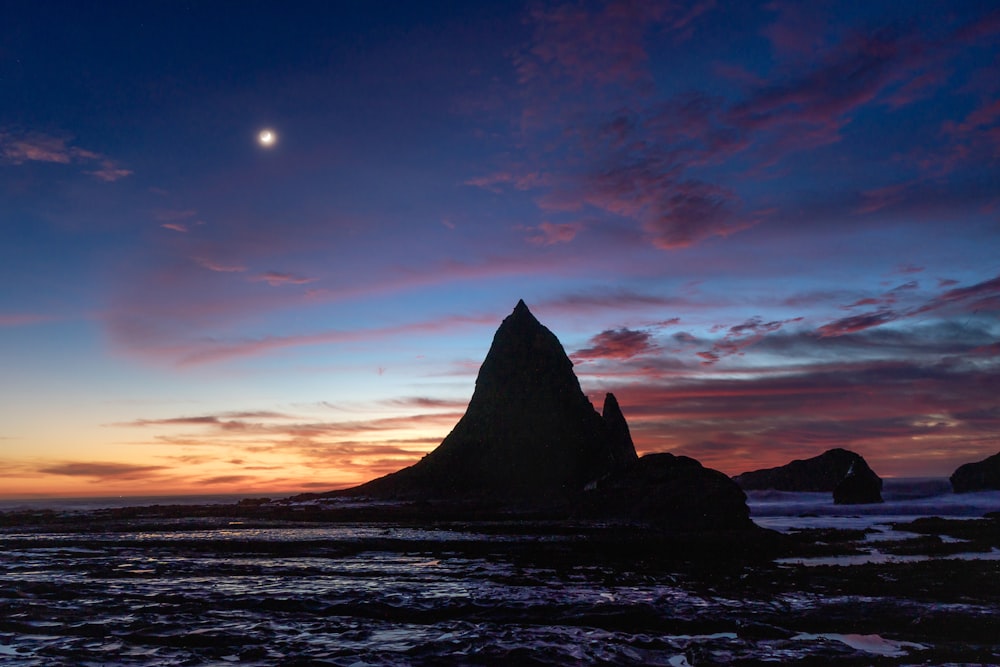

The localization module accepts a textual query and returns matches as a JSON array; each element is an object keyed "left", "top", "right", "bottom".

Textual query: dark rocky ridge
[
  {"left": 580, "top": 453, "right": 751, "bottom": 530},
  {"left": 950, "top": 451, "right": 1000, "bottom": 492},
  {"left": 346, "top": 300, "right": 634, "bottom": 502},
  {"left": 733, "top": 448, "right": 883, "bottom": 504},
  {"left": 329, "top": 300, "right": 753, "bottom": 529}
]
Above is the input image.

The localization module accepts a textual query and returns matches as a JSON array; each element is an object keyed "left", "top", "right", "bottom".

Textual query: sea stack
[
  {"left": 348, "top": 300, "right": 635, "bottom": 502},
  {"left": 950, "top": 451, "right": 1000, "bottom": 492},
  {"left": 733, "top": 448, "right": 883, "bottom": 504}
]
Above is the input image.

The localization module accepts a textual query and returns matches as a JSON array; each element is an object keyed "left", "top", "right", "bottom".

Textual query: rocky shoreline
[{"left": 2, "top": 502, "right": 998, "bottom": 665}]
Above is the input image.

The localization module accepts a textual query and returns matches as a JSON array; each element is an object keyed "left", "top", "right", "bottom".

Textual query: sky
[{"left": 2, "top": 1, "right": 999, "bottom": 498}]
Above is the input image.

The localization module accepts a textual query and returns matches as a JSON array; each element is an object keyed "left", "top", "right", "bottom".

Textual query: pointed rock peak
[
  {"left": 510, "top": 298, "right": 537, "bottom": 323},
  {"left": 603, "top": 392, "right": 638, "bottom": 466},
  {"left": 603, "top": 392, "right": 622, "bottom": 417}
]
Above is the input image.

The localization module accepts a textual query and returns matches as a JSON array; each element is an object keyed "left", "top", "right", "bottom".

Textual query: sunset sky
[{"left": 2, "top": 1, "right": 998, "bottom": 498}]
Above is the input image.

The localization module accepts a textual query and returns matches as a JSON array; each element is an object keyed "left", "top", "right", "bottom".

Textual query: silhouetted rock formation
[
  {"left": 734, "top": 448, "right": 883, "bottom": 504},
  {"left": 832, "top": 466, "right": 883, "bottom": 505},
  {"left": 348, "top": 300, "right": 635, "bottom": 502},
  {"left": 332, "top": 300, "right": 755, "bottom": 529},
  {"left": 603, "top": 392, "right": 639, "bottom": 468},
  {"left": 581, "top": 453, "right": 752, "bottom": 530},
  {"left": 951, "top": 451, "right": 1000, "bottom": 493}
]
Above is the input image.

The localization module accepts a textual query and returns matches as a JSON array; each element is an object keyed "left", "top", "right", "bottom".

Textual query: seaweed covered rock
[
  {"left": 734, "top": 448, "right": 883, "bottom": 504},
  {"left": 580, "top": 453, "right": 753, "bottom": 530},
  {"left": 950, "top": 451, "right": 1000, "bottom": 493}
]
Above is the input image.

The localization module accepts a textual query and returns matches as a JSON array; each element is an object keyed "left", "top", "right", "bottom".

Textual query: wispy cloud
[
  {"left": 193, "top": 257, "right": 247, "bottom": 273},
  {"left": 87, "top": 161, "right": 133, "bottom": 182},
  {"left": 248, "top": 271, "right": 318, "bottom": 287},
  {"left": 817, "top": 272, "right": 1000, "bottom": 337},
  {"left": 155, "top": 209, "right": 199, "bottom": 233},
  {"left": 37, "top": 462, "right": 167, "bottom": 481},
  {"left": 818, "top": 310, "right": 898, "bottom": 337},
  {"left": 112, "top": 310, "right": 496, "bottom": 367},
  {"left": 574, "top": 328, "right": 657, "bottom": 361},
  {"left": 697, "top": 316, "right": 803, "bottom": 363},
  {"left": 523, "top": 221, "right": 582, "bottom": 246},
  {"left": 0, "top": 130, "right": 131, "bottom": 181}
]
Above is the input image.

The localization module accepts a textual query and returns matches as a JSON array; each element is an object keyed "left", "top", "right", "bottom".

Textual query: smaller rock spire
[{"left": 603, "top": 392, "right": 638, "bottom": 467}]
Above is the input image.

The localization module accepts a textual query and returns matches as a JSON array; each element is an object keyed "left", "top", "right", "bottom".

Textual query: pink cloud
[
  {"left": 136, "top": 312, "right": 497, "bottom": 366},
  {"left": 194, "top": 257, "right": 247, "bottom": 273},
  {"left": 697, "top": 315, "right": 803, "bottom": 363},
  {"left": 0, "top": 130, "right": 131, "bottom": 181},
  {"left": 856, "top": 182, "right": 911, "bottom": 215},
  {"left": 817, "top": 273, "right": 1000, "bottom": 337},
  {"left": 86, "top": 161, "right": 133, "bottom": 182},
  {"left": 818, "top": 310, "right": 899, "bottom": 337},
  {"left": 574, "top": 328, "right": 657, "bottom": 361},
  {"left": 524, "top": 221, "right": 581, "bottom": 245},
  {"left": 539, "top": 289, "right": 707, "bottom": 315},
  {"left": 917, "top": 273, "right": 1000, "bottom": 315},
  {"left": 0, "top": 133, "right": 74, "bottom": 163},
  {"left": 603, "top": 354, "right": 1000, "bottom": 476},
  {"left": 882, "top": 67, "right": 950, "bottom": 109},
  {"left": 161, "top": 223, "right": 189, "bottom": 233},
  {"left": 248, "top": 271, "right": 318, "bottom": 287}
]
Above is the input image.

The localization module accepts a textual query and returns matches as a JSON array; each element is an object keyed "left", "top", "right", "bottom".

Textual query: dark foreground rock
[
  {"left": 734, "top": 448, "right": 883, "bottom": 504},
  {"left": 580, "top": 453, "right": 753, "bottom": 530},
  {"left": 951, "top": 450, "right": 1000, "bottom": 492}
]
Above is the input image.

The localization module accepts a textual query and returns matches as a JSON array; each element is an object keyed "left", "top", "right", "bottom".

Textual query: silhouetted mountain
[
  {"left": 325, "top": 300, "right": 755, "bottom": 529},
  {"left": 733, "top": 448, "right": 883, "bottom": 504},
  {"left": 951, "top": 451, "right": 1000, "bottom": 492},
  {"left": 347, "top": 300, "right": 635, "bottom": 502}
]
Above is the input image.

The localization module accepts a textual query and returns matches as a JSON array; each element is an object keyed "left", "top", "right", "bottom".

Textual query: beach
[{"left": 1, "top": 479, "right": 998, "bottom": 665}]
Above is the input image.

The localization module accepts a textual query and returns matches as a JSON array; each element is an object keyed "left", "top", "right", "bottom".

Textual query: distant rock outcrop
[
  {"left": 950, "top": 451, "right": 1000, "bottom": 493},
  {"left": 581, "top": 453, "right": 752, "bottom": 530},
  {"left": 733, "top": 448, "right": 883, "bottom": 504},
  {"left": 832, "top": 466, "right": 883, "bottom": 505},
  {"left": 347, "top": 300, "right": 635, "bottom": 502}
]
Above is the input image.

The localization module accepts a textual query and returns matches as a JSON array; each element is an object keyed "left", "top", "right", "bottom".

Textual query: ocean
[
  {"left": 749, "top": 477, "right": 1000, "bottom": 531},
  {"left": 1, "top": 478, "right": 998, "bottom": 665},
  {"left": 0, "top": 494, "right": 271, "bottom": 513}
]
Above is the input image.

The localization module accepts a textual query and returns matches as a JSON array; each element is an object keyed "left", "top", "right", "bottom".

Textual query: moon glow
[{"left": 258, "top": 129, "right": 276, "bottom": 147}]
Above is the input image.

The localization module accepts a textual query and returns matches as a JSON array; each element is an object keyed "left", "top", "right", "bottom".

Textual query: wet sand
[{"left": 1, "top": 503, "right": 998, "bottom": 665}]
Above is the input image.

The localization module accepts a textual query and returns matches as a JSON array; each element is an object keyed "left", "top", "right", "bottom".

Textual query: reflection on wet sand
[{"left": 1, "top": 509, "right": 999, "bottom": 665}]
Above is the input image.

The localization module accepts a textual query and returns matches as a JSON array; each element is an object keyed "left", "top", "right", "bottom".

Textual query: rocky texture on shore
[
  {"left": 315, "top": 300, "right": 753, "bottom": 529},
  {"left": 733, "top": 448, "right": 883, "bottom": 504},
  {"left": 950, "top": 450, "right": 1000, "bottom": 492},
  {"left": 579, "top": 453, "right": 752, "bottom": 530},
  {"left": 1, "top": 505, "right": 998, "bottom": 666}
]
